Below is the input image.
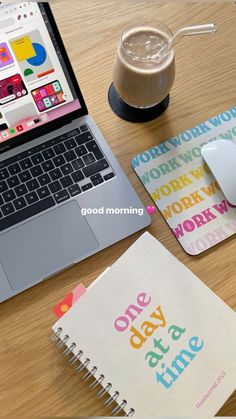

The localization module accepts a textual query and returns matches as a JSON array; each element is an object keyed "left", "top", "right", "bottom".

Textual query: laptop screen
[{"left": 0, "top": 2, "right": 82, "bottom": 147}]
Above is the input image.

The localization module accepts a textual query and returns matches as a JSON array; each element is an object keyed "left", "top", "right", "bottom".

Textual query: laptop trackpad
[{"left": 0, "top": 201, "right": 99, "bottom": 291}]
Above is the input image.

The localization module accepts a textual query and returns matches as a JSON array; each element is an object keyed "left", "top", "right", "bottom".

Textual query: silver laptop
[{"left": 0, "top": 2, "right": 150, "bottom": 302}]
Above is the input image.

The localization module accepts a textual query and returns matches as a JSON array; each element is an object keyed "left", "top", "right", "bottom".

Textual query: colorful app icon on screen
[
  {"left": 45, "top": 84, "right": 55, "bottom": 96},
  {"left": 53, "top": 81, "right": 61, "bottom": 93},
  {"left": 0, "top": 74, "right": 28, "bottom": 105},
  {"left": 2, "top": 131, "right": 9, "bottom": 139},
  {"left": 57, "top": 93, "right": 65, "bottom": 104},
  {"left": 31, "top": 80, "right": 66, "bottom": 112},
  {"left": 43, "top": 97, "right": 52, "bottom": 109},
  {"left": 0, "top": 43, "right": 14, "bottom": 68},
  {"left": 50, "top": 95, "right": 59, "bottom": 106},
  {"left": 16, "top": 125, "right": 24, "bottom": 132},
  {"left": 39, "top": 88, "right": 47, "bottom": 98},
  {"left": 32, "top": 89, "right": 41, "bottom": 101},
  {"left": 36, "top": 100, "right": 46, "bottom": 112}
]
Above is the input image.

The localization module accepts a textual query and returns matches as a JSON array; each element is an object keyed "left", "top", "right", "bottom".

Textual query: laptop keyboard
[{"left": 0, "top": 124, "right": 115, "bottom": 232}]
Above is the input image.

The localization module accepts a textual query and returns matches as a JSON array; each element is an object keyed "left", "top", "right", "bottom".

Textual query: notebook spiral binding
[{"left": 51, "top": 327, "right": 135, "bottom": 417}]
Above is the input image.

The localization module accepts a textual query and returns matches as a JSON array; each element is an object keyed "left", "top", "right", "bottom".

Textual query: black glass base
[{"left": 108, "top": 83, "right": 170, "bottom": 123}]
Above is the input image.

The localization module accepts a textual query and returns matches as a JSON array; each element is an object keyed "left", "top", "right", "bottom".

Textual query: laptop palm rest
[{"left": 0, "top": 201, "right": 99, "bottom": 291}]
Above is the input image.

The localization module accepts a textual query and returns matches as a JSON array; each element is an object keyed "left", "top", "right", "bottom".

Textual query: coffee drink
[{"left": 113, "top": 22, "right": 175, "bottom": 108}]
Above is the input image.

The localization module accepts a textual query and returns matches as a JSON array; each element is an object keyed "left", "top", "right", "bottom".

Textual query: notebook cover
[
  {"left": 53, "top": 232, "right": 236, "bottom": 416},
  {"left": 132, "top": 107, "right": 236, "bottom": 255}
]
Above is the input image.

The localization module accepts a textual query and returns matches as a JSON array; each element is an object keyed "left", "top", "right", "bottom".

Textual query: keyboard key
[
  {"left": 0, "top": 197, "right": 55, "bottom": 232},
  {"left": 82, "top": 183, "right": 93, "bottom": 192},
  {"left": 8, "top": 163, "right": 21, "bottom": 176},
  {"left": 83, "top": 159, "right": 109, "bottom": 178},
  {"left": 60, "top": 175, "right": 73, "bottom": 188},
  {"left": 7, "top": 175, "right": 20, "bottom": 189},
  {"left": 50, "top": 132, "right": 77, "bottom": 147},
  {"left": 17, "top": 148, "right": 33, "bottom": 159},
  {"left": 3, "top": 190, "right": 16, "bottom": 203},
  {"left": 75, "top": 145, "right": 87, "bottom": 157},
  {"left": 31, "top": 153, "right": 44, "bottom": 165},
  {"left": 64, "top": 150, "right": 77, "bottom": 162},
  {"left": 38, "top": 173, "right": 51, "bottom": 186},
  {"left": 49, "top": 168, "right": 62, "bottom": 181},
  {"left": 42, "top": 148, "right": 55, "bottom": 160},
  {"left": 25, "top": 191, "right": 39, "bottom": 205},
  {"left": 53, "top": 143, "right": 66, "bottom": 155},
  {"left": 54, "top": 190, "right": 70, "bottom": 204},
  {"left": 0, "top": 168, "right": 9, "bottom": 181},
  {"left": 49, "top": 181, "right": 62, "bottom": 194},
  {"left": 43, "top": 137, "right": 60, "bottom": 148},
  {"left": 26, "top": 179, "right": 40, "bottom": 192},
  {"left": 19, "top": 170, "right": 32, "bottom": 183},
  {"left": 42, "top": 131, "right": 75, "bottom": 148},
  {"left": 72, "top": 158, "right": 84, "bottom": 171},
  {"left": 104, "top": 172, "right": 115, "bottom": 181},
  {"left": 62, "top": 129, "right": 80, "bottom": 139},
  {"left": 91, "top": 173, "right": 102, "bottom": 181},
  {"left": 80, "top": 124, "right": 88, "bottom": 133},
  {"left": 71, "top": 170, "right": 84, "bottom": 183},
  {"left": 61, "top": 163, "right": 73, "bottom": 176},
  {"left": 86, "top": 141, "right": 104, "bottom": 160},
  {"left": 13, "top": 197, "right": 27, "bottom": 211},
  {"left": 68, "top": 184, "right": 81, "bottom": 197},
  {"left": 91, "top": 177, "right": 104, "bottom": 186},
  {"left": 31, "top": 165, "right": 43, "bottom": 178},
  {"left": 83, "top": 153, "right": 96, "bottom": 166},
  {"left": 75, "top": 131, "right": 93, "bottom": 145},
  {"left": 0, "top": 181, "right": 8, "bottom": 193},
  {"left": 20, "top": 158, "right": 33, "bottom": 170},
  {"left": 42, "top": 160, "right": 54, "bottom": 172},
  {"left": 65, "top": 137, "right": 76, "bottom": 150},
  {"left": 53, "top": 155, "right": 66, "bottom": 167},
  {"left": 36, "top": 142, "right": 48, "bottom": 151},
  {"left": 0, "top": 158, "right": 13, "bottom": 170},
  {"left": 0, "top": 196, "right": 3, "bottom": 206},
  {"left": 38, "top": 186, "right": 50, "bottom": 199},
  {"left": 15, "top": 184, "right": 28, "bottom": 197},
  {"left": 1, "top": 202, "right": 14, "bottom": 217}
]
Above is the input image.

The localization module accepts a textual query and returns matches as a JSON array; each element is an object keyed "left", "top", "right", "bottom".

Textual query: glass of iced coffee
[{"left": 109, "top": 20, "right": 175, "bottom": 122}]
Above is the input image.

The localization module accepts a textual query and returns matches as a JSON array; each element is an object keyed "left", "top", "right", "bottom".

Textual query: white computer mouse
[{"left": 201, "top": 140, "right": 236, "bottom": 206}]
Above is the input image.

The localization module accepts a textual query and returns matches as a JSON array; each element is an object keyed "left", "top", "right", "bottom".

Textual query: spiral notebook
[{"left": 51, "top": 232, "right": 236, "bottom": 416}]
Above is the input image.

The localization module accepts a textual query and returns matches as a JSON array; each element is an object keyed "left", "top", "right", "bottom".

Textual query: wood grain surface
[{"left": 0, "top": 1, "right": 235, "bottom": 416}]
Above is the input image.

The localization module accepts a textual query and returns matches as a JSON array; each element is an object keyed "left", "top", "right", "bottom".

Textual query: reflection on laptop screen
[{"left": 0, "top": 2, "right": 81, "bottom": 143}]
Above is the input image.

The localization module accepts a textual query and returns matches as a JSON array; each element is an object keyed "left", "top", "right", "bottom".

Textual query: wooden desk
[{"left": 0, "top": 1, "right": 235, "bottom": 416}]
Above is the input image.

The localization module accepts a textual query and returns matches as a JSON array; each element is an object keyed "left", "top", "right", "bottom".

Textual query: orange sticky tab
[{"left": 53, "top": 284, "right": 87, "bottom": 318}]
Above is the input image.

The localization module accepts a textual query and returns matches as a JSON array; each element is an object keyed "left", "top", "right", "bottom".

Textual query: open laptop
[{"left": 0, "top": 2, "right": 150, "bottom": 302}]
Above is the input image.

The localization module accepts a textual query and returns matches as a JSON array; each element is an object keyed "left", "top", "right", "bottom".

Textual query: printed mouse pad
[{"left": 132, "top": 106, "right": 236, "bottom": 255}]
